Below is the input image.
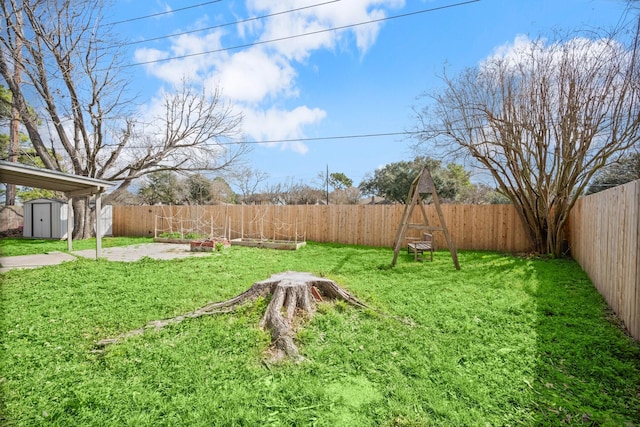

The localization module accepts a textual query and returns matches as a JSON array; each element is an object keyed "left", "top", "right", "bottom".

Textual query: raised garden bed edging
[
  {"left": 190, "top": 239, "right": 231, "bottom": 252},
  {"left": 230, "top": 238, "right": 306, "bottom": 251},
  {"left": 154, "top": 237, "right": 194, "bottom": 244}
]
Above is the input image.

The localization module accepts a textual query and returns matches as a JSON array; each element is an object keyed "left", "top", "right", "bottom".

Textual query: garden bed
[
  {"left": 230, "top": 238, "right": 306, "bottom": 250},
  {"left": 190, "top": 239, "right": 231, "bottom": 252},
  {"left": 154, "top": 237, "right": 193, "bottom": 244}
]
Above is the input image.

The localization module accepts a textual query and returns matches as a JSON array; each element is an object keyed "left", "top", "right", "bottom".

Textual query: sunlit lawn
[
  {"left": 0, "top": 236, "right": 154, "bottom": 257},
  {"left": 1, "top": 241, "right": 638, "bottom": 426}
]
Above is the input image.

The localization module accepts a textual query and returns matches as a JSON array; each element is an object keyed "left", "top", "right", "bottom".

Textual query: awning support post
[
  {"left": 95, "top": 193, "right": 102, "bottom": 259},
  {"left": 67, "top": 198, "right": 73, "bottom": 252}
]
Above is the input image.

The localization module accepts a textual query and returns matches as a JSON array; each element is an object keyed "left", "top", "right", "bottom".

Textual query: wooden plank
[
  {"left": 624, "top": 181, "right": 639, "bottom": 339},
  {"left": 567, "top": 180, "right": 640, "bottom": 341},
  {"left": 407, "top": 224, "right": 444, "bottom": 231},
  {"left": 633, "top": 181, "right": 640, "bottom": 339},
  {"left": 356, "top": 204, "right": 364, "bottom": 245}
]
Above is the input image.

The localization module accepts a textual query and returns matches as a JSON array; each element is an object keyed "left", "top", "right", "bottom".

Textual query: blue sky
[{"left": 106, "top": 0, "right": 632, "bottom": 189}]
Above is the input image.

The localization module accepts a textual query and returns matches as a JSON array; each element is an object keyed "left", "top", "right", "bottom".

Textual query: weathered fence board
[
  {"left": 568, "top": 180, "right": 640, "bottom": 341},
  {"left": 112, "top": 203, "right": 532, "bottom": 252}
]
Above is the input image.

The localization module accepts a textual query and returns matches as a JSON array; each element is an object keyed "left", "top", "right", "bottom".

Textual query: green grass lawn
[
  {"left": 0, "top": 237, "right": 154, "bottom": 257},
  {"left": 1, "top": 242, "right": 638, "bottom": 426}
]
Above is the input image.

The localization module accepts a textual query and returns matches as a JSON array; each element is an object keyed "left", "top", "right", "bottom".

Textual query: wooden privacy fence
[
  {"left": 112, "top": 203, "right": 531, "bottom": 252},
  {"left": 568, "top": 180, "right": 640, "bottom": 341},
  {"left": 113, "top": 188, "right": 639, "bottom": 341}
]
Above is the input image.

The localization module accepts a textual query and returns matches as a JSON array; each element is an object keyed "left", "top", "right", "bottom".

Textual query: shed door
[{"left": 32, "top": 203, "right": 52, "bottom": 238}]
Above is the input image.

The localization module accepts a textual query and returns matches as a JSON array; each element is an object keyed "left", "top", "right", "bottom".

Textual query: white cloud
[
  {"left": 134, "top": 0, "right": 404, "bottom": 153},
  {"left": 247, "top": 0, "right": 404, "bottom": 60},
  {"left": 135, "top": 31, "right": 226, "bottom": 86},
  {"left": 160, "top": 1, "right": 172, "bottom": 14},
  {"left": 214, "top": 48, "right": 297, "bottom": 103},
  {"left": 242, "top": 106, "right": 327, "bottom": 154}
]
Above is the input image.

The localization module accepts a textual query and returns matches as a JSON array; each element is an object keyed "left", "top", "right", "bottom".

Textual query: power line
[
  {"left": 220, "top": 131, "right": 419, "bottom": 145},
  {"left": 118, "top": 0, "right": 341, "bottom": 48},
  {"left": 106, "top": 0, "right": 224, "bottom": 26},
  {"left": 104, "top": 130, "right": 420, "bottom": 149},
  {"left": 117, "top": 0, "right": 480, "bottom": 69}
]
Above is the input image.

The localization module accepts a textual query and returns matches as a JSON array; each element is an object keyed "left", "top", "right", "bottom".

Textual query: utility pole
[{"left": 325, "top": 164, "right": 329, "bottom": 205}]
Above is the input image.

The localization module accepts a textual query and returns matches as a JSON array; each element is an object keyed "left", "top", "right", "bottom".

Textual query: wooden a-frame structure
[{"left": 391, "top": 168, "right": 460, "bottom": 269}]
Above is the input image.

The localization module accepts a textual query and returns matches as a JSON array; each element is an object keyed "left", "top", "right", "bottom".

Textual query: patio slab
[
  {"left": 0, "top": 251, "right": 77, "bottom": 273},
  {"left": 71, "top": 243, "right": 212, "bottom": 262},
  {"left": 0, "top": 243, "right": 211, "bottom": 273}
]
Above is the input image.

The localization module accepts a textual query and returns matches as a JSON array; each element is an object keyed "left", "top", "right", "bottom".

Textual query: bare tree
[
  {"left": 414, "top": 25, "right": 640, "bottom": 256},
  {"left": 209, "top": 176, "right": 235, "bottom": 204},
  {"left": 0, "top": 0, "right": 246, "bottom": 237},
  {"left": 229, "top": 166, "right": 269, "bottom": 203},
  {"left": 330, "top": 187, "right": 362, "bottom": 205},
  {"left": 281, "top": 180, "right": 323, "bottom": 205},
  {"left": 253, "top": 182, "right": 284, "bottom": 205},
  {"left": 253, "top": 180, "right": 323, "bottom": 205}
]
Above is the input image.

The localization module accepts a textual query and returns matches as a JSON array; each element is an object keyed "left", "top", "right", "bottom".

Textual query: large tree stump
[{"left": 95, "top": 272, "right": 368, "bottom": 361}]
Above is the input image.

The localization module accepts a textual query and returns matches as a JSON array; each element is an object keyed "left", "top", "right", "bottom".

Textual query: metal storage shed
[
  {"left": 23, "top": 198, "right": 113, "bottom": 239},
  {"left": 23, "top": 198, "right": 69, "bottom": 239},
  {"left": 0, "top": 160, "right": 112, "bottom": 258}
]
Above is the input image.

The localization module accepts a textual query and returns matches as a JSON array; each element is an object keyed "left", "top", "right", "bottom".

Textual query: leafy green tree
[
  {"left": 1, "top": 89, "right": 61, "bottom": 201},
  {"left": 328, "top": 172, "right": 353, "bottom": 191},
  {"left": 0, "top": 85, "right": 11, "bottom": 119},
  {"left": 16, "top": 187, "right": 63, "bottom": 202},
  {"left": 0, "top": 84, "right": 39, "bottom": 165},
  {"left": 138, "top": 172, "right": 183, "bottom": 205},
  {"left": 586, "top": 153, "right": 640, "bottom": 194},
  {"left": 439, "top": 163, "right": 474, "bottom": 202},
  {"left": 359, "top": 158, "right": 422, "bottom": 204},
  {"left": 184, "top": 174, "right": 212, "bottom": 205},
  {"left": 359, "top": 156, "right": 472, "bottom": 203},
  {"left": 0, "top": 134, "right": 8, "bottom": 160}
]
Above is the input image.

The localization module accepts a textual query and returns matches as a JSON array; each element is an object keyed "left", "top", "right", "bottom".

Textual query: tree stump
[{"left": 95, "top": 272, "right": 368, "bottom": 361}]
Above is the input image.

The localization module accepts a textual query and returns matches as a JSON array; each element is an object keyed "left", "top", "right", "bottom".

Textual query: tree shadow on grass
[
  {"left": 394, "top": 252, "right": 640, "bottom": 424},
  {"left": 524, "top": 258, "right": 640, "bottom": 425}
]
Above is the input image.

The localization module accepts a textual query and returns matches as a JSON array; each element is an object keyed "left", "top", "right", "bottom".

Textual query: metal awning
[
  {"left": 0, "top": 160, "right": 112, "bottom": 196},
  {"left": 0, "top": 160, "right": 113, "bottom": 258}
]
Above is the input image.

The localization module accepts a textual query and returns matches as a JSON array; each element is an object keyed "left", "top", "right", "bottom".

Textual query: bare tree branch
[
  {"left": 1, "top": 0, "right": 247, "bottom": 237},
  {"left": 414, "top": 26, "right": 640, "bottom": 256}
]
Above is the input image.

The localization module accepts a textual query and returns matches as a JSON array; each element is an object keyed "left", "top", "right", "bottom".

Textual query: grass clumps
[{"left": 1, "top": 242, "right": 638, "bottom": 425}]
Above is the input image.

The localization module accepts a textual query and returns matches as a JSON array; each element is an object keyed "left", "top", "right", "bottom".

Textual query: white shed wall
[
  {"left": 23, "top": 199, "right": 112, "bottom": 239},
  {"left": 23, "top": 199, "right": 65, "bottom": 239}
]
